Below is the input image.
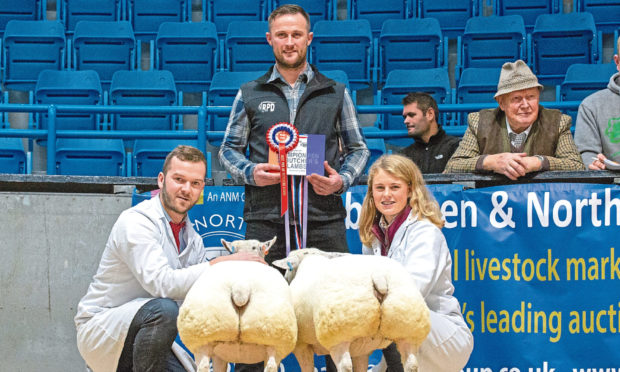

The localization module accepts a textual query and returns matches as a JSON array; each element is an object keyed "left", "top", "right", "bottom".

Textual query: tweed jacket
[{"left": 444, "top": 107, "right": 585, "bottom": 173}]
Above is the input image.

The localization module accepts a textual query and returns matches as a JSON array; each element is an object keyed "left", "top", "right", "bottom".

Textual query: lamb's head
[
  {"left": 221, "top": 236, "right": 276, "bottom": 258},
  {"left": 272, "top": 248, "right": 348, "bottom": 282}
]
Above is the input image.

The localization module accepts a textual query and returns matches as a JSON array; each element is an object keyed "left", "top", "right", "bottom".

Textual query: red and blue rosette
[{"left": 266, "top": 122, "right": 299, "bottom": 216}]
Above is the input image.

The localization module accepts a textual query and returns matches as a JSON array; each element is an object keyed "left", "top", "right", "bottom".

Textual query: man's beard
[{"left": 277, "top": 50, "right": 306, "bottom": 70}]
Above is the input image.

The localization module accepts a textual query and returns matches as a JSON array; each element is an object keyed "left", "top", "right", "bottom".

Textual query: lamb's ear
[
  {"left": 272, "top": 257, "right": 290, "bottom": 270},
  {"left": 221, "top": 239, "right": 235, "bottom": 254},
  {"left": 262, "top": 236, "right": 277, "bottom": 256},
  {"left": 273, "top": 254, "right": 301, "bottom": 269}
]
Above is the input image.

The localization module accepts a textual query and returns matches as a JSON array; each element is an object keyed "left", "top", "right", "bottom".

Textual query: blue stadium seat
[
  {"left": 494, "top": 0, "right": 558, "bottom": 31},
  {"left": 34, "top": 70, "right": 103, "bottom": 143},
  {"left": 310, "top": 19, "right": 373, "bottom": 91},
  {"left": 378, "top": 18, "right": 444, "bottom": 86},
  {"left": 417, "top": 0, "right": 477, "bottom": 38},
  {"left": 380, "top": 68, "right": 452, "bottom": 146},
  {"left": 576, "top": 0, "right": 620, "bottom": 34},
  {"left": 363, "top": 137, "right": 387, "bottom": 174},
  {"left": 73, "top": 21, "right": 136, "bottom": 89},
  {"left": 558, "top": 62, "right": 618, "bottom": 125},
  {"left": 321, "top": 69, "right": 350, "bottom": 91},
  {"left": 127, "top": 0, "right": 189, "bottom": 41},
  {"left": 0, "top": 1, "right": 44, "bottom": 35},
  {"left": 531, "top": 12, "right": 598, "bottom": 84},
  {"left": 58, "top": 0, "right": 122, "bottom": 34},
  {"left": 0, "top": 137, "right": 27, "bottom": 174},
  {"left": 155, "top": 21, "right": 218, "bottom": 92},
  {"left": 348, "top": 0, "right": 412, "bottom": 37},
  {"left": 205, "top": 0, "right": 267, "bottom": 37},
  {"left": 456, "top": 67, "right": 501, "bottom": 128},
  {"left": 225, "top": 21, "right": 273, "bottom": 72},
  {"left": 207, "top": 70, "right": 264, "bottom": 145},
  {"left": 132, "top": 139, "right": 206, "bottom": 177},
  {"left": 55, "top": 138, "right": 125, "bottom": 176},
  {"left": 110, "top": 70, "right": 178, "bottom": 138},
  {"left": 272, "top": 0, "right": 335, "bottom": 25},
  {"left": 2, "top": 20, "right": 65, "bottom": 91},
  {"left": 458, "top": 15, "right": 526, "bottom": 78}
]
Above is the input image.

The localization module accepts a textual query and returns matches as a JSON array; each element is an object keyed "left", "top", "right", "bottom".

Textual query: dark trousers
[
  {"left": 383, "top": 343, "right": 404, "bottom": 372},
  {"left": 117, "top": 298, "right": 185, "bottom": 372},
  {"left": 237, "top": 218, "right": 349, "bottom": 372}
]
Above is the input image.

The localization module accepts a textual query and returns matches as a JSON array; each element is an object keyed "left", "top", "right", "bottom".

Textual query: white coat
[
  {"left": 363, "top": 212, "right": 473, "bottom": 372},
  {"left": 75, "top": 195, "right": 211, "bottom": 372}
]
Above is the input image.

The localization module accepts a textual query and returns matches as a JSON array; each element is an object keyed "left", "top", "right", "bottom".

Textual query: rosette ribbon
[{"left": 266, "top": 123, "right": 299, "bottom": 217}]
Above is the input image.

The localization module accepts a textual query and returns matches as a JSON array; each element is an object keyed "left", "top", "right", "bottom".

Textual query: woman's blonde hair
[{"left": 359, "top": 154, "right": 444, "bottom": 246}]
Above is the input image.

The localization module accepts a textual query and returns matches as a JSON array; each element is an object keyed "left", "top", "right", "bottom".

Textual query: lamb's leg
[
  {"left": 294, "top": 344, "right": 315, "bottom": 372},
  {"left": 395, "top": 341, "right": 418, "bottom": 372},
  {"left": 263, "top": 346, "right": 278, "bottom": 372},
  {"left": 212, "top": 355, "right": 228, "bottom": 372},
  {"left": 352, "top": 354, "right": 370, "bottom": 372},
  {"left": 196, "top": 345, "right": 213, "bottom": 372},
  {"left": 329, "top": 342, "right": 352, "bottom": 372}
]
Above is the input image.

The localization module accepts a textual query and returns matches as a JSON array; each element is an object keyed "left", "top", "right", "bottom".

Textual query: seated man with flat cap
[{"left": 444, "top": 60, "right": 584, "bottom": 179}]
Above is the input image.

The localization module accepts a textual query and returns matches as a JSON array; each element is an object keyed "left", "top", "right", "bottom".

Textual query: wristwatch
[{"left": 535, "top": 155, "right": 545, "bottom": 171}]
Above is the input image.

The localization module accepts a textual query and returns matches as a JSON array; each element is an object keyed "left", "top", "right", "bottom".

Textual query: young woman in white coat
[{"left": 359, "top": 154, "right": 473, "bottom": 372}]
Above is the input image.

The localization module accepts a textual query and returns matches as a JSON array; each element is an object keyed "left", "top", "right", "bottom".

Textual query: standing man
[
  {"left": 444, "top": 60, "right": 584, "bottom": 179},
  {"left": 75, "top": 145, "right": 264, "bottom": 372},
  {"left": 574, "top": 36, "right": 620, "bottom": 170},
  {"left": 399, "top": 92, "right": 460, "bottom": 173},
  {"left": 219, "top": 4, "right": 369, "bottom": 263}
]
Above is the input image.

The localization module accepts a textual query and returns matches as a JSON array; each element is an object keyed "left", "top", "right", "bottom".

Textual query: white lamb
[
  {"left": 272, "top": 248, "right": 430, "bottom": 372},
  {"left": 178, "top": 237, "right": 296, "bottom": 372}
]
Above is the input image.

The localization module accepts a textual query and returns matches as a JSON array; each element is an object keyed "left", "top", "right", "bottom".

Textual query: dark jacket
[
  {"left": 241, "top": 66, "right": 347, "bottom": 223},
  {"left": 399, "top": 127, "right": 460, "bottom": 173}
]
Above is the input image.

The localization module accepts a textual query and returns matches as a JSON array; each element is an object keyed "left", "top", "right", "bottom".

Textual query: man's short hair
[
  {"left": 268, "top": 4, "right": 311, "bottom": 32},
  {"left": 617, "top": 36, "right": 620, "bottom": 57},
  {"left": 162, "top": 145, "right": 207, "bottom": 175},
  {"left": 402, "top": 92, "right": 439, "bottom": 119}
]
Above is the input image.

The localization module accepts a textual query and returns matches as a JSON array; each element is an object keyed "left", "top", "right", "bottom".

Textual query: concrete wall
[{"left": 0, "top": 192, "right": 132, "bottom": 371}]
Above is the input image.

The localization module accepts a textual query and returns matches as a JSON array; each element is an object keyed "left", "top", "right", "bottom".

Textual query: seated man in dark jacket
[
  {"left": 444, "top": 60, "right": 584, "bottom": 180},
  {"left": 399, "top": 92, "right": 460, "bottom": 173}
]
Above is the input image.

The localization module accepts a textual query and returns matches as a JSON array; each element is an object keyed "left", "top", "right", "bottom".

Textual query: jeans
[{"left": 117, "top": 298, "right": 185, "bottom": 372}]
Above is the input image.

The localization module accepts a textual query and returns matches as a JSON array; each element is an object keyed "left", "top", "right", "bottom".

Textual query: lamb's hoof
[
  {"left": 339, "top": 359, "right": 353, "bottom": 372},
  {"left": 264, "top": 358, "right": 278, "bottom": 372},
  {"left": 403, "top": 354, "right": 418, "bottom": 372},
  {"left": 197, "top": 358, "right": 211, "bottom": 372}
]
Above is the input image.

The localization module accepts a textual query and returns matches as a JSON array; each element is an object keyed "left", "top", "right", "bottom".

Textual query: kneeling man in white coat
[{"left": 75, "top": 145, "right": 265, "bottom": 372}]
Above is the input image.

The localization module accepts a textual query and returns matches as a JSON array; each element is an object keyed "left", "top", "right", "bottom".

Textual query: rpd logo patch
[{"left": 258, "top": 101, "right": 276, "bottom": 112}]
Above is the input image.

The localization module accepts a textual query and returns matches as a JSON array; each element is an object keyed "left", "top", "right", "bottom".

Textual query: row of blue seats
[
  {"left": 1, "top": 59, "right": 610, "bottom": 176},
  {"left": 2, "top": 0, "right": 618, "bottom": 38},
  {"left": 0, "top": 135, "right": 388, "bottom": 177},
  {"left": 2, "top": 12, "right": 616, "bottom": 95},
  {"left": 0, "top": 137, "right": 213, "bottom": 177},
  {"left": 3, "top": 60, "right": 614, "bottom": 145}
]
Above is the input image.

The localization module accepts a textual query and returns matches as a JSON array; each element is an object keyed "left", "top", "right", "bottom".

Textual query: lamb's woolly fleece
[
  {"left": 285, "top": 251, "right": 430, "bottom": 352},
  {"left": 178, "top": 260, "right": 297, "bottom": 362}
]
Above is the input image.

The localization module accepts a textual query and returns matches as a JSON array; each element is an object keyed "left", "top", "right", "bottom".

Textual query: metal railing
[{"left": 0, "top": 100, "right": 581, "bottom": 175}]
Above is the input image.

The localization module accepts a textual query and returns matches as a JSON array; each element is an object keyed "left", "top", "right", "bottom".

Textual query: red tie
[{"left": 169, "top": 221, "right": 186, "bottom": 253}]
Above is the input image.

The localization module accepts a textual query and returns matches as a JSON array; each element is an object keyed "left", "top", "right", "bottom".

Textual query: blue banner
[{"left": 135, "top": 182, "right": 620, "bottom": 371}]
